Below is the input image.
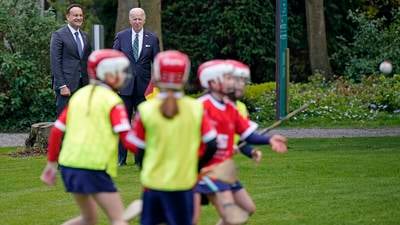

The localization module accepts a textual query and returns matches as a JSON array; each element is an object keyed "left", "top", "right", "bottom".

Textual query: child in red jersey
[
  {"left": 40, "top": 49, "right": 140, "bottom": 225},
  {"left": 193, "top": 60, "right": 287, "bottom": 225},
  {"left": 128, "top": 50, "right": 218, "bottom": 225},
  {"left": 225, "top": 59, "right": 262, "bottom": 164}
]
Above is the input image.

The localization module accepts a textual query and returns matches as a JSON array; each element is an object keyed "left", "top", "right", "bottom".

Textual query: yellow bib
[
  {"left": 139, "top": 96, "right": 203, "bottom": 190},
  {"left": 59, "top": 85, "right": 122, "bottom": 177},
  {"left": 234, "top": 100, "right": 249, "bottom": 144}
]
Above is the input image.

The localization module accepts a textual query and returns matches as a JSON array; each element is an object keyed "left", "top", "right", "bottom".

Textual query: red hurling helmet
[
  {"left": 87, "top": 49, "right": 129, "bottom": 81},
  {"left": 197, "top": 60, "right": 234, "bottom": 88},
  {"left": 225, "top": 59, "right": 250, "bottom": 80},
  {"left": 153, "top": 50, "right": 190, "bottom": 89}
]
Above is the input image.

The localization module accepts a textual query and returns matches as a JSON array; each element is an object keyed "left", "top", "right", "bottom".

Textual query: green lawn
[{"left": 1, "top": 137, "right": 400, "bottom": 225}]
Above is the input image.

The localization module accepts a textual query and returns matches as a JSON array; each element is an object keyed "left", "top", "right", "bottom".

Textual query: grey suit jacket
[
  {"left": 50, "top": 25, "right": 91, "bottom": 92},
  {"left": 113, "top": 28, "right": 160, "bottom": 96}
]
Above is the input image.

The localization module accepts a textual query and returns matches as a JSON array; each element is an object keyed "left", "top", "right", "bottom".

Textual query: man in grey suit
[
  {"left": 50, "top": 4, "right": 91, "bottom": 116},
  {"left": 113, "top": 8, "right": 160, "bottom": 166}
]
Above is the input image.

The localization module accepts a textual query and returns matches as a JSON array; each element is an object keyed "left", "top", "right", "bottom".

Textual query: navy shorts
[
  {"left": 60, "top": 166, "right": 117, "bottom": 194},
  {"left": 141, "top": 189, "right": 193, "bottom": 225},
  {"left": 194, "top": 177, "right": 243, "bottom": 194}
]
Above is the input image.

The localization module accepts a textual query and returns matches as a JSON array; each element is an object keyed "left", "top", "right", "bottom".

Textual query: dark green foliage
[
  {"left": 162, "top": 0, "right": 275, "bottom": 85},
  {"left": 47, "top": 0, "right": 100, "bottom": 32},
  {"left": 0, "top": 0, "right": 59, "bottom": 131},
  {"left": 332, "top": 9, "right": 400, "bottom": 80},
  {"left": 47, "top": 0, "right": 118, "bottom": 48}
]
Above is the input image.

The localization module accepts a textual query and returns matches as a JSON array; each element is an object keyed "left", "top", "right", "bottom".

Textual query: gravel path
[
  {"left": 0, "top": 133, "right": 29, "bottom": 148},
  {"left": 1, "top": 128, "right": 399, "bottom": 147},
  {"left": 269, "top": 128, "right": 400, "bottom": 138}
]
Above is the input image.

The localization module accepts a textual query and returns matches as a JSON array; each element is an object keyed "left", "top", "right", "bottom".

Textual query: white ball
[{"left": 379, "top": 61, "right": 393, "bottom": 74}]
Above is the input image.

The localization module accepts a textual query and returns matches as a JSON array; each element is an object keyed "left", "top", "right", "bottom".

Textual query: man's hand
[
  {"left": 251, "top": 149, "right": 262, "bottom": 164},
  {"left": 60, "top": 86, "right": 71, "bottom": 96},
  {"left": 270, "top": 134, "right": 287, "bottom": 153},
  {"left": 40, "top": 162, "right": 58, "bottom": 186}
]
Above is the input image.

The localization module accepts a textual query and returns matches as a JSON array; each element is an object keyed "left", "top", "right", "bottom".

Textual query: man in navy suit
[
  {"left": 113, "top": 8, "right": 160, "bottom": 166},
  {"left": 50, "top": 4, "right": 91, "bottom": 116}
]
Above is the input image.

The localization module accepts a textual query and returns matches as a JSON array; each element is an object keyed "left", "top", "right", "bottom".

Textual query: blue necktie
[
  {"left": 133, "top": 33, "right": 139, "bottom": 61},
  {"left": 74, "top": 32, "right": 83, "bottom": 58}
]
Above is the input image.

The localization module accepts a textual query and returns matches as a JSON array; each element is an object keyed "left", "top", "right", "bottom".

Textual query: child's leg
[
  {"left": 62, "top": 194, "right": 97, "bottom": 225},
  {"left": 210, "top": 190, "right": 250, "bottom": 225},
  {"left": 192, "top": 193, "right": 202, "bottom": 225},
  {"left": 232, "top": 188, "right": 256, "bottom": 214},
  {"left": 209, "top": 195, "right": 229, "bottom": 225},
  {"left": 208, "top": 191, "right": 235, "bottom": 225},
  {"left": 93, "top": 192, "right": 127, "bottom": 225}
]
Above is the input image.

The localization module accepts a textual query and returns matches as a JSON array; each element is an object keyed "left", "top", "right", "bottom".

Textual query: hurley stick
[{"left": 238, "top": 102, "right": 310, "bottom": 148}]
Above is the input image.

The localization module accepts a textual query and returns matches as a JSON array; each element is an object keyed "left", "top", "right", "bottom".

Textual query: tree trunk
[
  {"left": 115, "top": 0, "right": 139, "bottom": 33},
  {"left": 25, "top": 122, "right": 53, "bottom": 154},
  {"left": 141, "top": 0, "right": 163, "bottom": 50},
  {"left": 305, "top": 0, "right": 332, "bottom": 79}
]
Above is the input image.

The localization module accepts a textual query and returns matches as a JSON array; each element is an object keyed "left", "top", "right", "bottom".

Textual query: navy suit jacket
[
  {"left": 113, "top": 28, "right": 160, "bottom": 96},
  {"left": 50, "top": 25, "right": 91, "bottom": 92}
]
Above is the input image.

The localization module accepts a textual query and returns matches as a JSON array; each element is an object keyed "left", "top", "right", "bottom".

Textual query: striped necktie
[
  {"left": 133, "top": 33, "right": 139, "bottom": 61},
  {"left": 74, "top": 32, "right": 83, "bottom": 58}
]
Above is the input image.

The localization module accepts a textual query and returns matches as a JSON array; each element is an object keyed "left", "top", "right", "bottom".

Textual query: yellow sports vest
[
  {"left": 234, "top": 100, "right": 249, "bottom": 144},
  {"left": 145, "top": 87, "right": 160, "bottom": 100},
  {"left": 139, "top": 96, "right": 203, "bottom": 191},
  {"left": 58, "top": 85, "right": 123, "bottom": 177}
]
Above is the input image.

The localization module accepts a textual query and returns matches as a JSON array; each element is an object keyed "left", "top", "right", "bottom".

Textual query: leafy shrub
[
  {"left": 241, "top": 75, "right": 400, "bottom": 124},
  {"left": 332, "top": 9, "right": 400, "bottom": 80},
  {"left": 0, "top": 0, "right": 59, "bottom": 131},
  {"left": 242, "top": 82, "right": 276, "bottom": 123}
]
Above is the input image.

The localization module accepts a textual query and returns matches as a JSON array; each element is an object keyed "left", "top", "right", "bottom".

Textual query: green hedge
[
  {"left": 162, "top": 0, "right": 275, "bottom": 84},
  {"left": 242, "top": 74, "right": 400, "bottom": 124}
]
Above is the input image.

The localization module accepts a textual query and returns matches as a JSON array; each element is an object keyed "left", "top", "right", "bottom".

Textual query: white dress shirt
[
  {"left": 132, "top": 28, "right": 144, "bottom": 57},
  {"left": 67, "top": 24, "right": 84, "bottom": 51}
]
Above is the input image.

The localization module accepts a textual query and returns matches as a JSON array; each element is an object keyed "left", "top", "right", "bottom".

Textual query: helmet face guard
[
  {"left": 153, "top": 50, "right": 190, "bottom": 90},
  {"left": 225, "top": 59, "right": 250, "bottom": 81},
  {"left": 224, "top": 59, "right": 251, "bottom": 100},
  {"left": 197, "top": 60, "right": 234, "bottom": 89}
]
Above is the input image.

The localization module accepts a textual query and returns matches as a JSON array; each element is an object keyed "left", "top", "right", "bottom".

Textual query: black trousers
[{"left": 118, "top": 94, "right": 146, "bottom": 165}]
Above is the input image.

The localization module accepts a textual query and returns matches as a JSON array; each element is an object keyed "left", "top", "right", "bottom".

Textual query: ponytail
[
  {"left": 160, "top": 90, "right": 179, "bottom": 119},
  {"left": 86, "top": 84, "right": 97, "bottom": 116}
]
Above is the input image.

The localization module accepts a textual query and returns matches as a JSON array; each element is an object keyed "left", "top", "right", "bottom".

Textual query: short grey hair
[{"left": 129, "top": 8, "right": 146, "bottom": 20}]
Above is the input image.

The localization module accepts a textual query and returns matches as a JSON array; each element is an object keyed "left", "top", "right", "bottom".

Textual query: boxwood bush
[{"left": 242, "top": 74, "right": 400, "bottom": 125}]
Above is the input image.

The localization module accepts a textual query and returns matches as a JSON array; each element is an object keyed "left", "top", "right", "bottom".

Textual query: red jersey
[{"left": 198, "top": 94, "right": 257, "bottom": 166}]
